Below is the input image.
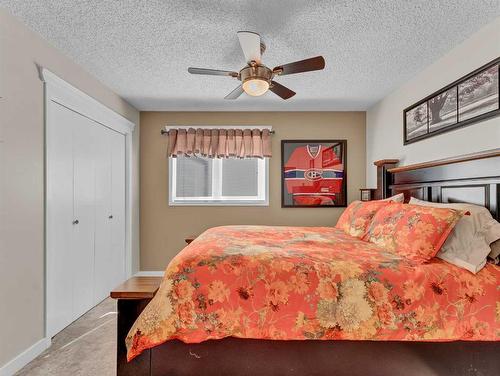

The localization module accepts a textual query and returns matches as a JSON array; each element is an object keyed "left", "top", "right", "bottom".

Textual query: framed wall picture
[
  {"left": 403, "top": 57, "right": 499, "bottom": 145},
  {"left": 405, "top": 102, "right": 428, "bottom": 141},
  {"left": 458, "top": 64, "right": 499, "bottom": 122},
  {"left": 281, "top": 140, "right": 347, "bottom": 208},
  {"left": 429, "top": 87, "right": 458, "bottom": 132}
]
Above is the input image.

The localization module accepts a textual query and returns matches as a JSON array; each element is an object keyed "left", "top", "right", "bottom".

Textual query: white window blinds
[{"left": 170, "top": 156, "right": 268, "bottom": 206}]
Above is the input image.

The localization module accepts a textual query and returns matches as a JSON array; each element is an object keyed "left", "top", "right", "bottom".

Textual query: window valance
[{"left": 165, "top": 128, "right": 273, "bottom": 158}]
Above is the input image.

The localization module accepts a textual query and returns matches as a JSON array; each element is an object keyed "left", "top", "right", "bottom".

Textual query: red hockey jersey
[{"left": 284, "top": 144, "right": 344, "bottom": 205}]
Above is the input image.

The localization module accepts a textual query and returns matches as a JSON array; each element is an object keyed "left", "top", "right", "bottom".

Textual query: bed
[{"left": 116, "top": 150, "right": 500, "bottom": 376}]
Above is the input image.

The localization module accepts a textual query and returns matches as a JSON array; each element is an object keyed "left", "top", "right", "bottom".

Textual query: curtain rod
[{"left": 160, "top": 126, "right": 275, "bottom": 135}]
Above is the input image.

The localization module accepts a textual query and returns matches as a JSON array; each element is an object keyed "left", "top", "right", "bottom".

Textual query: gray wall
[
  {"left": 0, "top": 8, "right": 140, "bottom": 368},
  {"left": 366, "top": 17, "right": 500, "bottom": 186}
]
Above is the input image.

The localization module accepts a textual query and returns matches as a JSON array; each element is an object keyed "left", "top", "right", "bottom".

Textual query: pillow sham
[
  {"left": 380, "top": 193, "right": 405, "bottom": 203},
  {"left": 488, "top": 240, "right": 500, "bottom": 264},
  {"left": 485, "top": 225, "right": 500, "bottom": 263},
  {"left": 488, "top": 240, "right": 500, "bottom": 265},
  {"left": 363, "top": 203, "right": 463, "bottom": 263},
  {"left": 409, "top": 197, "right": 500, "bottom": 273},
  {"left": 336, "top": 200, "right": 390, "bottom": 238}
]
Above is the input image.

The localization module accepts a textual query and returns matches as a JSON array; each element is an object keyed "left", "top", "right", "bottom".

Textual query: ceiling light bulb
[{"left": 242, "top": 78, "right": 269, "bottom": 96}]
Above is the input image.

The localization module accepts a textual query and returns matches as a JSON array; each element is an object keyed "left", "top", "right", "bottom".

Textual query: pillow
[
  {"left": 380, "top": 193, "right": 405, "bottom": 203},
  {"left": 485, "top": 225, "right": 500, "bottom": 263},
  {"left": 488, "top": 240, "right": 500, "bottom": 264},
  {"left": 409, "top": 197, "right": 500, "bottom": 273},
  {"left": 336, "top": 200, "right": 390, "bottom": 238},
  {"left": 363, "top": 203, "right": 463, "bottom": 263}
]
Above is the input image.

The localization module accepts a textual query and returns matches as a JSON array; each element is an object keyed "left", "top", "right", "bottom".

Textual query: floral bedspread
[{"left": 126, "top": 226, "right": 500, "bottom": 361}]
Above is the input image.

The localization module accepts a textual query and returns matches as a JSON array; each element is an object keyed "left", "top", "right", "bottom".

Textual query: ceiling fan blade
[
  {"left": 224, "top": 85, "right": 244, "bottom": 100},
  {"left": 188, "top": 67, "right": 238, "bottom": 77},
  {"left": 237, "top": 31, "right": 261, "bottom": 64},
  {"left": 273, "top": 56, "right": 325, "bottom": 76},
  {"left": 269, "top": 81, "right": 296, "bottom": 100}
]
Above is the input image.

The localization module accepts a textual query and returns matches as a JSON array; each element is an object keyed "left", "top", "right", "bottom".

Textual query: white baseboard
[
  {"left": 0, "top": 337, "right": 51, "bottom": 376},
  {"left": 134, "top": 271, "right": 164, "bottom": 277}
]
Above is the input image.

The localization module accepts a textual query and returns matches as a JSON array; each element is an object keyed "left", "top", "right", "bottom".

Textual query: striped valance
[{"left": 166, "top": 128, "right": 273, "bottom": 158}]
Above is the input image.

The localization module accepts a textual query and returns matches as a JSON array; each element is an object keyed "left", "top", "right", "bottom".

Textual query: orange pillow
[
  {"left": 363, "top": 203, "right": 464, "bottom": 263},
  {"left": 336, "top": 200, "right": 391, "bottom": 238}
]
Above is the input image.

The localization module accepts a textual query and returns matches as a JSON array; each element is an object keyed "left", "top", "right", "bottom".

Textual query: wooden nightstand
[
  {"left": 185, "top": 235, "right": 197, "bottom": 244},
  {"left": 359, "top": 188, "right": 376, "bottom": 201},
  {"left": 110, "top": 276, "right": 162, "bottom": 376}
]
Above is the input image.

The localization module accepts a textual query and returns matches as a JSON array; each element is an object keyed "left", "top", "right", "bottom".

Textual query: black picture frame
[
  {"left": 403, "top": 57, "right": 500, "bottom": 145},
  {"left": 281, "top": 140, "right": 347, "bottom": 208}
]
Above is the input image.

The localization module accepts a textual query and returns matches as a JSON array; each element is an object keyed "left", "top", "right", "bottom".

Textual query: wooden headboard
[{"left": 377, "top": 149, "right": 500, "bottom": 221}]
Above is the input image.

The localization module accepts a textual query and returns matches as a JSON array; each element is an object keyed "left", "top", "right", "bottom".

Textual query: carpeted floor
[{"left": 16, "top": 299, "right": 117, "bottom": 375}]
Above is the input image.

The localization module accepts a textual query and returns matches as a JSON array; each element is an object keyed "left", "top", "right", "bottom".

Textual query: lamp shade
[{"left": 242, "top": 78, "right": 269, "bottom": 96}]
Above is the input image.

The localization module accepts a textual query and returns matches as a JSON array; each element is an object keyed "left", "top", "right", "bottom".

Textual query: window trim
[{"left": 168, "top": 157, "right": 269, "bottom": 206}]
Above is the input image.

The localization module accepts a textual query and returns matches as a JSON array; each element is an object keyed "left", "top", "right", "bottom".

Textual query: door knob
[
  {"left": 108, "top": 215, "right": 113, "bottom": 219},
  {"left": 72, "top": 219, "right": 79, "bottom": 225}
]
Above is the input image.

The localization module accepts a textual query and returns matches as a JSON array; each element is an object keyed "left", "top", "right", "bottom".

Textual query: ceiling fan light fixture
[
  {"left": 242, "top": 78, "right": 269, "bottom": 96},
  {"left": 187, "top": 31, "right": 325, "bottom": 100}
]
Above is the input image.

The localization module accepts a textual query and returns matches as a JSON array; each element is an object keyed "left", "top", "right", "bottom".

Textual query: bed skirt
[{"left": 139, "top": 337, "right": 499, "bottom": 376}]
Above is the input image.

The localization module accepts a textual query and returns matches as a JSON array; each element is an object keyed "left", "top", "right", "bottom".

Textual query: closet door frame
[{"left": 41, "top": 67, "right": 135, "bottom": 338}]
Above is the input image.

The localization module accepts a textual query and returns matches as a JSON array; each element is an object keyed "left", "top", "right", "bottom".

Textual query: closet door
[
  {"left": 93, "top": 124, "right": 113, "bottom": 303},
  {"left": 47, "top": 100, "right": 128, "bottom": 336},
  {"left": 71, "top": 115, "right": 96, "bottom": 316},
  {"left": 109, "top": 130, "right": 126, "bottom": 289},
  {"left": 94, "top": 126, "right": 126, "bottom": 302},
  {"left": 46, "top": 103, "right": 75, "bottom": 337}
]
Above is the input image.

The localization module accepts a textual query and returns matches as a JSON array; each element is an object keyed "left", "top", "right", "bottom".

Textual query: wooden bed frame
[{"left": 112, "top": 149, "right": 500, "bottom": 376}]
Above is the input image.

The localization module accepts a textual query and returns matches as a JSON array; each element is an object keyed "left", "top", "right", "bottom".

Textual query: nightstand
[
  {"left": 359, "top": 188, "right": 376, "bottom": 201},
  {"left": 185, "top": 235, "right": 197, "bottom": 244},
  {"left": 110, "top": 276, "right": 162, "bottom": 376}
]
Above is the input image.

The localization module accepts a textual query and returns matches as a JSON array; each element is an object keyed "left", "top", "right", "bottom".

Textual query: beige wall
[
  {"left": 0, "top": 9, "right": 140, "bottom": 369},
  {"left": 366, "top": 17, "right": 500, "bottom": 187},
  {"left": 140, "top": 112, "right": 366, "bottom": 270}
]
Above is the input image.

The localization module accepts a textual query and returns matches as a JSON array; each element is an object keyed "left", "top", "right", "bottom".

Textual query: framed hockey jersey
[{"left": 281, "top": 140, "right": 347, "bottom": 207}]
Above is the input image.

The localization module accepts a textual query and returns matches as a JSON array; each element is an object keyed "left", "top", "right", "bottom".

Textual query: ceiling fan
[{"left": 188, "top": 31, "right": 325, "bottom": 100}]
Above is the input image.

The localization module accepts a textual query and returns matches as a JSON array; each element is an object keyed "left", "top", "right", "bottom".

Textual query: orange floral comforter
[{"left": 126, "top": 226, "right": 500, "bottom": 360}]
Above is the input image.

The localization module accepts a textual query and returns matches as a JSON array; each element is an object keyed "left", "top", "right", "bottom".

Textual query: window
[{"left": 169, "top": 156, "right": 268, "bottom": 206}]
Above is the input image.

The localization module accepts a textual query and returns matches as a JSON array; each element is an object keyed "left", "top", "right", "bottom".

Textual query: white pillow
[
  {"left": 409, "top": 197, "right": 500, "bottom": 273},
  {"left": 381, "top": 193, "right": 404, "bottom": 203}
]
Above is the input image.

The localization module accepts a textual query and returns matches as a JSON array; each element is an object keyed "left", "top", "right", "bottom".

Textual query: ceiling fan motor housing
[{"left": 239, "top": 65, "right": 273, "bottom": 84}]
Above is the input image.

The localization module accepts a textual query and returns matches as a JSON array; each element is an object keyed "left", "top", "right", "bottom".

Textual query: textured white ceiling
[{"left": 2, "top": 1, "right": 499, "bottom": 111}]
